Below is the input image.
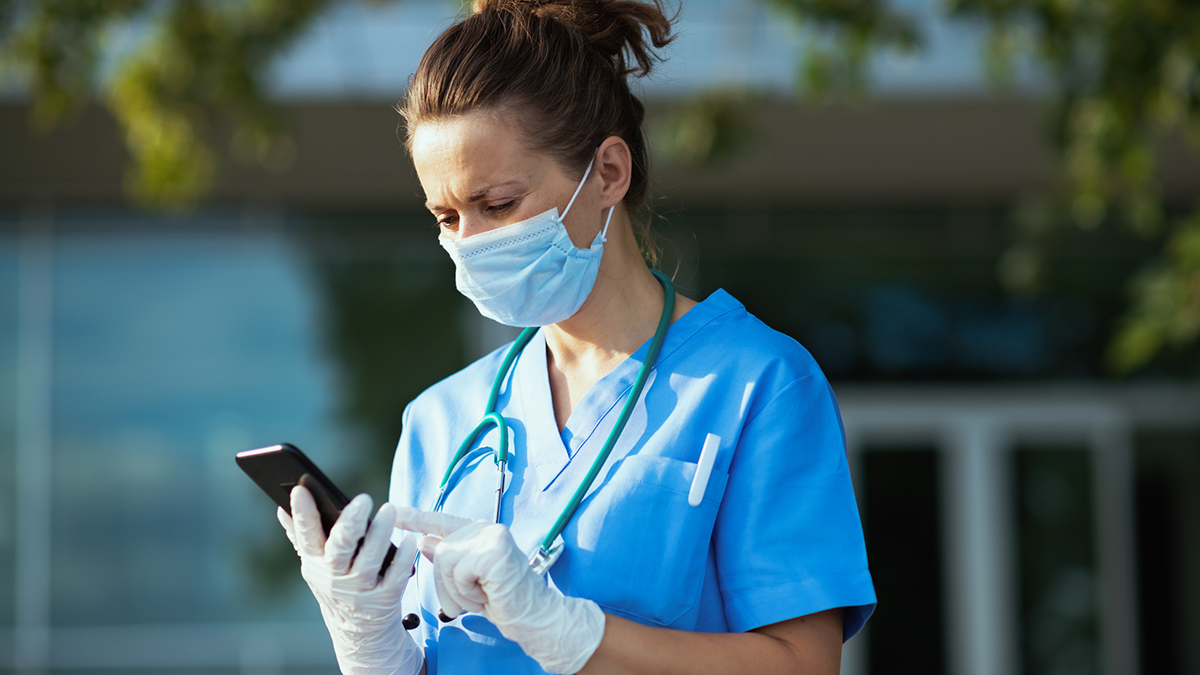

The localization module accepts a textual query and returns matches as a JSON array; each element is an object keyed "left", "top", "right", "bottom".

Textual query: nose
[{"left": 455, "top": 217, "right": 500, "bottom": 241}]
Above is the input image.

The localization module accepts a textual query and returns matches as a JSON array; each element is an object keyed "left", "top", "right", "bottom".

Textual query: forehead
[{"left": 411, "top": 112, "right": 546, "bottom": 202}]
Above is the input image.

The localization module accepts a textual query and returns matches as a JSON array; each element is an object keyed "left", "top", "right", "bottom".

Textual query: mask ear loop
[
  {"left": 559, "top": 157, "right": 595, "bottom": 222},
  {"left": 561, "top": 152, "right": 613, "bottom": 244},
  {"left": 599, "top": 205, "right": 615, "bottom": 243}
]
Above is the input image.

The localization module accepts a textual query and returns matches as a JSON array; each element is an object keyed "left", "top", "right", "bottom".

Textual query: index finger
[{"left": 393, "top": 506, "right": 475, "bottom": 536}]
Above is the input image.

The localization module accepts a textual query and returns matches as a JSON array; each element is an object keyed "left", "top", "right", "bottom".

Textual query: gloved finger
[
  {"left": 290, "top": 486, "right": 326, "bottom": 557},
  {"left": 434, "top": 541, "right": 484, "bottom": 615},
  {"left": 381, "top": 533, "right": 420, "bottom": 592},
  {"left": 325, "top": 493, "right": 373, "bottom": 576},
  {"left": 276, "top": 507, "right": 300, "bottom": 554},
  {"left": 419, "top": 534, "right": 442, "bottom": 561},
  {"left": 430, "top": 543, "right": 465, "bottom": 622},
  {"left": 349, "top": 502, "right": 396, "bottom": 583},
  {"left": 448, "top": 545, "right": 487, "bottom": 611},
  {"left": 394, "top": 507, "right": 475, "bottom": 537}
]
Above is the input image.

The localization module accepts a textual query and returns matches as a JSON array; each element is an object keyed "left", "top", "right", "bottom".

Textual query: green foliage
[
  {"left": 653, "top": 0, "right": 918, "bottom": 164},
  {"left": 652, "top": 91, "right": 753, "bottom": 165},
  {"left": 0, "top": 0, "right": 146, "bottom": 128},
  {"left": 942, "top": 0, "right": 1200, "bottom": 372},
  {"left": 762, "top": 0, "right": 1200, "bottom": 373},
  {"left": 1, "top": 0, "right": 329, "bottom": 208},
  {"left": 766, "top": 0, "right": 920, "bottom": 95},
  {"left": 1107, "top": 212, "right": 1200, "bottom": 372},
  {"left": 950, "top": 0, "right": 1200, "bottom": 229},
  {"left": 3, "top": 0, "right": 1199, "bottom": 372}
]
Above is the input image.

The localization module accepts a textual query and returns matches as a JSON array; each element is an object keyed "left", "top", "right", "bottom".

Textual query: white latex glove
[
  {"left": 279, "top": 487, "right": 423, "bottom": 675},
  {"left": 393, "top": 507, "right": 605, "bottom": 675}
]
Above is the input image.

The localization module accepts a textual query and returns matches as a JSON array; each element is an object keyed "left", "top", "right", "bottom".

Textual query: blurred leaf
[
  {"left": 944, "top": 0, "right": 1200, "bottom": 370},
  {"left": 654, "top": 90, "right": 754, "bottom": 165},
  {"left": 0, "top": 0, "right": 148, "bottom": 129},
  {"left": 1122, "top": 183, "right": 1164, "bottom": 238},
  {"left": 768, "top": 0, "right": 920, "bottom": 97},
  {"left": 982, "top": 22, "right": 1019, "bottom": 87},
  {"left": 3, "top": 0, "right": 333, "bottom": 208},
  {"left": 1108, "top": 210, "right": 1200, "bottom": 373},
  {"left": 998, "top": 243, "right": 1044, "bottom": 295}
]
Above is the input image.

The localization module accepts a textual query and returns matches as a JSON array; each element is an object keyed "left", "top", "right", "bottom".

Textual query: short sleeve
[
  {"left": 714, "top": 371, "right": 876, "bottom": 639},
  {"left": 388, "top": 401, "right": 416, "bottom": 510}
]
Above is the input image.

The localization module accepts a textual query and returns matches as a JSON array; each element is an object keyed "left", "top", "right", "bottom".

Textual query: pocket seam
[
  {"left": 611, "top": 455, "right": 728, "bottom": 504},
  {"left": 562, "top": 455, "right": 729, "bottom": 627}
]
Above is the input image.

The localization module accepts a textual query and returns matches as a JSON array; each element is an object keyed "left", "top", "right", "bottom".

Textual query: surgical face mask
[{"left": 438, "top": 157, "right": 615, "bottom": 327}]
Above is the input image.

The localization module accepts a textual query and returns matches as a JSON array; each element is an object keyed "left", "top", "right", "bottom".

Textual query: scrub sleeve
[{"left": 715, "top": 371, "right": 875, "bottom": 637}]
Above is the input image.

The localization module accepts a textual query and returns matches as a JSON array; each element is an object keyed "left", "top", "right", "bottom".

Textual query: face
[{"left": 411, "top": 111, "right": 598, "bottom": 246}]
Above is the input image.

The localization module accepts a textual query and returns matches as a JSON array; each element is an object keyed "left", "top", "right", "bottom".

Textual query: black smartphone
[{"left": 236, "top": 443, "right": 396, "bottom": 575}]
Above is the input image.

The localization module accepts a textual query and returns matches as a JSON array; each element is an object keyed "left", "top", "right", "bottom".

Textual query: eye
[
  {"left": 436, "top": 213, "right": 459, "bottom": 230},
  {"left": 486, "top": 200, "right": 517, "bottom": 215}
]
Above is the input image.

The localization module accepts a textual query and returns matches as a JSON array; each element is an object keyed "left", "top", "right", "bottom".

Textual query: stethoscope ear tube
[
  {"left": 424, "top": 270, "right": 676, "bottom": 594},
  {"left": 535, "top": 269, "right": 674, "bottom": 555},
  {"left": 439, "top": 411, "right": 510, "bottom": 493}
]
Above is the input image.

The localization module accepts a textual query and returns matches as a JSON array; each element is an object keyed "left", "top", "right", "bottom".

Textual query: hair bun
[
  {"left": 471, "top": 0, "right": 674, "bottom": 77},
  {"left": 405, "top": 0, "right": 673, "bottom": 222}
]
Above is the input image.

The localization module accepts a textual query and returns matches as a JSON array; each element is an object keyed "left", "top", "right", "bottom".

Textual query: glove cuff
[
  {"left": 512, "top": 594, "right": 606, "bottom": 675},
  {"left": 322, "top": 604, "right": 423, "bottom": 675}
]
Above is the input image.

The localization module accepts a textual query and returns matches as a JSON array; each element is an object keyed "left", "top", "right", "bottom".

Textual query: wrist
[
  {"left": 321, "top": 601, "right": 420, "bottom": 675},
  {"left": 495, "top": 592, "right": 606, "bottom": 675},
  {"left": 331, "top": 623, "right": 422, "bottom": 675}
]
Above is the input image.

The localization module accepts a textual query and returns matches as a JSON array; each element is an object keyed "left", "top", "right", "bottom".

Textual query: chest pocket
[{"left": 554, "top": 454, "right": 729, "bottom": 627}]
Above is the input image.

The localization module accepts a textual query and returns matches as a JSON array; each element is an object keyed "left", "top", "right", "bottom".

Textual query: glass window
[
  {"left": 1015, "top": 446, "right": 1099, "bottom": 675},
  {"left": 0, "top": 208, "right": 465, "bottom": 672},
  {"left": 49, "top": 219, "right": 341, "bottom": 625}
]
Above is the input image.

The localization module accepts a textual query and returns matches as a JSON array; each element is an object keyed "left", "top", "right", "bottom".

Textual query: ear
[{"left": 595, "top": 136, "right": 632, "bottom": 208}]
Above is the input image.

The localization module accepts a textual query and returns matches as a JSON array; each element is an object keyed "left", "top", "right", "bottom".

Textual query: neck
[
  {"left": 539, "top": 214, "right": 697, "bottom": 431},
  {"left": 542, "top": 229, "right": 664, "bottom": 369}
]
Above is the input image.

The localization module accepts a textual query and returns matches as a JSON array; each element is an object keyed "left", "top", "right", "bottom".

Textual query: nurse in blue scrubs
[{"left": 279, "top": 0, "right": 875, "bottom": 672}]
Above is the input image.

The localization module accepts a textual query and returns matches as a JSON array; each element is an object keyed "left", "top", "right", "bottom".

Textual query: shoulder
[
  {"left": 661, "top": 288, "right": 840, "bottom": 439},
  {"left": 674, "top": 288, "right": 826, "bottom": 391},
  {"left": 404, "top": 341, "right": 511, "bottom": 420},
  {"left": 391, "top": 342, "right": 513, "bottom": 504}
]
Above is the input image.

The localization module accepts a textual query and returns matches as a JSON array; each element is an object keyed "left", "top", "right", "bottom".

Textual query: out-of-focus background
[{"left": 1, "top": 0, "right": 1199, "bottom": 674}]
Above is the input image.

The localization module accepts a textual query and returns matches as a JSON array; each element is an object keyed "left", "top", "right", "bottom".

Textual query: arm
[{"left": 581, "top": 609, "right": 843, "bottom": 675}]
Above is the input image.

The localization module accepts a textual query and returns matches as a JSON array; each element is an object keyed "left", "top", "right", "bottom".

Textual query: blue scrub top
[{"left": 389, "top": 289, "right": 876, "bottom": 674}]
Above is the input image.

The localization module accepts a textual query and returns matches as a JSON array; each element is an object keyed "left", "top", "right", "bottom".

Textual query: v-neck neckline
[{"left": 511, "top": 288, "right": 742, "bottom": 492}]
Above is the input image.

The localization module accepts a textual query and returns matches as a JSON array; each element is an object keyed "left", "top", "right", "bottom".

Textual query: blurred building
[{"left": 2, "top": 1, "right": 1199, "bottom": 674}]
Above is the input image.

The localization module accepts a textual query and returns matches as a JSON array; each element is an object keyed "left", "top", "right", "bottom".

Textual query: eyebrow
[{"left": 425, "top": 180, "right": 524, "bottom": 211}]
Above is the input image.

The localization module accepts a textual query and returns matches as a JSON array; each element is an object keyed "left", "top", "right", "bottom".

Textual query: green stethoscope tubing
[{"left": 433, "top": 269, "right": 675, "bottom": 557}]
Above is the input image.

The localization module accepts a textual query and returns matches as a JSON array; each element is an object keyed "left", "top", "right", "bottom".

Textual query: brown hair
[{"left": 399, "top": 0, "right": 674, "bottom": 258}]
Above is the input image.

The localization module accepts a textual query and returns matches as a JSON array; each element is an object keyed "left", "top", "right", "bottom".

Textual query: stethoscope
[
  {"left": 402, "top": 269, "right": 674, "bottom": 629},
  {"left": 439, "top": 267, "right": 673, "bottom": 564}
]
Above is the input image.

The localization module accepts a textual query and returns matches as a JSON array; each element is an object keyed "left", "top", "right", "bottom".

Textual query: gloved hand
[
  {"left": 393, "top": 507, "right": 605, "bottom": 675},
  {"left": 278, "top": 487, "right": 423, "bottom": 675}
]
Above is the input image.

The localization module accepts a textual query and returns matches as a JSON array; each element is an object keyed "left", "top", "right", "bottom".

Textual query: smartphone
[{"left": 236, "top": 443, "right": 396, "bottom": 575}]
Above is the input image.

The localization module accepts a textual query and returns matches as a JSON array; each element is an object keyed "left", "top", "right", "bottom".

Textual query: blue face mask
[{"left": 438, "top": 158, "right": 615, "bottom": 327}]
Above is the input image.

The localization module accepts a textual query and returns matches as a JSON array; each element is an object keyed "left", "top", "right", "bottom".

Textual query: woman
[{"left": 278, "top": 0, "right": 876, "bottom": 672}]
